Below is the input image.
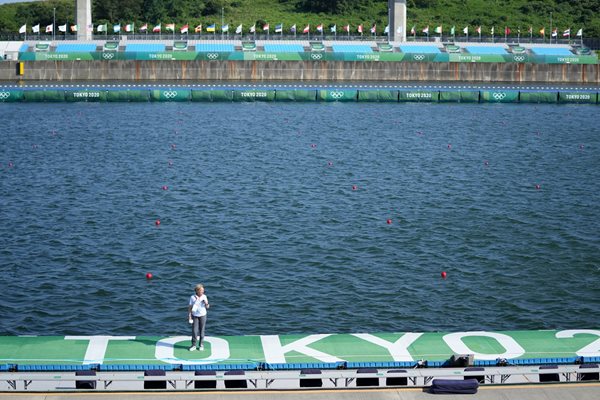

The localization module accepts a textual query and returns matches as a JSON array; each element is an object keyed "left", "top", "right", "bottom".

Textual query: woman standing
[{"left": 188, "top": 284, "right": 210, "bottom": 351}]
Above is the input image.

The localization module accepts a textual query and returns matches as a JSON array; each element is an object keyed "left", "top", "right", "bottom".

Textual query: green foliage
[{"left": 0, "top": 0, "right": 598, "bottom": 37}]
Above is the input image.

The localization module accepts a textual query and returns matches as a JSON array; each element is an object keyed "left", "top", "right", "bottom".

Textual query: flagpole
[{"left": 52, "top": 8, "right": 56, "bottom": 41}]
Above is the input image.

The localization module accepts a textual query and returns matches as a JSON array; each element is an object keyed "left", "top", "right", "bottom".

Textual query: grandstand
[
  {"left": 465, "top": 46, "right": 508, "bottom": 55},
  {"left": 399, "top": 44, "right": 441, "bottom": 53}
]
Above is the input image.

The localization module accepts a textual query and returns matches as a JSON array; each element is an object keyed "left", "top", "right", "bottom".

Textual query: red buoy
[
  {"left": 146, "top": 272, "right": 153, "bottom": 279},
  {"left": 447, "top": 144, "right": 452, "bottom": 150},
  {"left": 327, "top": 161, "right": 333, "bottom": 167},
  {"left": 352, "top": 185, "right": 358, "bottom": 191},
  {"left": 535, "top": 184, "right": 541, "bottom": 190},
  {"left": 162, "top": 185, "right": 168, "bottom": 191},
  {"left": 310, "top": 144, "right": 317, "bottom": 149},
  {"left": 155, "top": 219, "right": 161, "bottom": 226},
  {"left": 386, "top": 219, "right": 392, "bottom": 225},
  {"left": 441, "top": 271, "right": 447, "bottom": 279}
]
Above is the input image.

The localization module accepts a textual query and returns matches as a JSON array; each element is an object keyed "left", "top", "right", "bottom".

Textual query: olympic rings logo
[
  {"left": 513, "top": 55, "right": 525, "bottom": 62},
  {"left": 492, "top": 92, "right": 507, "bottom": 100},
  {"left": 102, "top": 52, "right": 115, "bottom": 60},
  {"left": 207, "top": 53, "right": 219, "bottom": 60},
  {"left": 413, "top": 54, "right": 425, "bottom": 61},
  {"left": 163, "top": 91, "right": 178, "bottom": 99},
  {"left": 311, "top": 53, "right": 323, "bottom": 60},
  {"left": 330, "top": 91, "right": 344, "bottom": 99},
  {"left": 0, "top": 91, "right": 10, "bottom": 100}
]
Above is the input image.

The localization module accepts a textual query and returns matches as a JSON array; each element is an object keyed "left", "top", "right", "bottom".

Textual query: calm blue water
[{"left": 0, "top": 102, "right": 599, "bottom": 337}]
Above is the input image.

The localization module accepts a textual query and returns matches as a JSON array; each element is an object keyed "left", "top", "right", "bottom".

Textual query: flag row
[
  {"left": 18, "top": 23, "right": 584, "bottom": 37},
  {"left": 412, "top": 25, "right": 584, "bottom": 37}
]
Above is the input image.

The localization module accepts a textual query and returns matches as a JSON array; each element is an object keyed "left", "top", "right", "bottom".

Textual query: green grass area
[{"left": 0, "top": 0, "right": 598, "bottom": 37}]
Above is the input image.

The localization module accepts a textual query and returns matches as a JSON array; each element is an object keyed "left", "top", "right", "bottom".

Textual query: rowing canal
[{"left": 0, "top": 101, "right": 598, "bottom": 337}]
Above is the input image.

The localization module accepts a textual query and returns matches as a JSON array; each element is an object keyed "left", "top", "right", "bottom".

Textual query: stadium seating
[
  {"left": 263, "top": 44, "right": 304, "bottom": 53},
  {"left": 196, "top": 43, "right": 235, "bottom": 52},
  {"left": 125, "top": 43, "right": 166, "bottom": 52},
  {"left": 465, "top": 46, "right": 508, "bottom": 55},
  {"left": 399, "top": 45, "right": 441, "bottom": 54},
  {"left": 55, "top": 43, "right": 97, "bottom": 52},
  {"left": 531, "top": 47, "right": 573, "bottom": 56},
  {"left": 332, "top": 44, "right": 373, "bottom": 53}
]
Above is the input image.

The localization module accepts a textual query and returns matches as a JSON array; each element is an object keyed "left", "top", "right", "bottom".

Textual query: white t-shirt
[{"left": 189, "top": 294, "right": 208, "bottom": 317}]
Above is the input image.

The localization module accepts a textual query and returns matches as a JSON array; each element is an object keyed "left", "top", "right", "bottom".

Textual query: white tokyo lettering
[
  {"left": 556, "top": 330, "right": 600, "bottom": 357},
  {"left": 443, "top": 332, "right": 525, "bottom": 360},
  {"left": 65, "top": 336, "right": 136, "bottom": 365},
  {"left": 261, "top": 334, "right": 343, "bottom": 364},
  {"left": 352, "top": 333, "right": 423, "bottom": 361},
  {"left": 155, "top": 336, "right": 230, "bottom": 365}
]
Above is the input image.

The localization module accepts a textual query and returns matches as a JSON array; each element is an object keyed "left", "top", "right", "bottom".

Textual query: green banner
[
  {"left": 190, "top": 90, "right": 213, "bottom": 102},
  {"left": 357, "top": 90, "right": 399, "bottom": 102},
  {"left": 440, "top": 91, "right": 480, "bottom": 103},
  {"left": 233, "top": 89, "right": 275, "bottom": 101},
  {"left": 150, "top": 89, "right": 191, "bottom": 102},
  {"left": 558, "top": 92, "right": 598, "bottom": 104},
  {"left": 64, "top": 89, "right": 107, "bottom": 102},
  {"left": 23, "top": 89, "right": 64, "bottom": 102},
  {"left": 519, "top": 91, "right": 558, "bottom": 103},
  {"left": 0, "top": 89, "right": 24, "bottom": 102},
  {"left": 318, "top": 89, "right": 357, "bottom": 102},
  {"left": 274, "top": 89, "right": 318, "bottom": 102},
  {"left": 399, "top": 90, "right": 439, "bottom": 102},
  {"left": 480, "top": 90, "right": 519, "bottom": 103}
]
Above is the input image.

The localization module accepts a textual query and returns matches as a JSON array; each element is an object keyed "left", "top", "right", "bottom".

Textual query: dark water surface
[{"left": 1, "top": 102, "right": 599, "bottom": 337}]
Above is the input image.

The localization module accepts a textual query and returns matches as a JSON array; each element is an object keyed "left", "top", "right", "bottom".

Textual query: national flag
[
  {"left": 206, "top": 24, "right": 216, "bottom": 32},
  {"left": 221, "top": 24, "right": 229, "bottom": 33},
  {"left": 152, "top": 24, "right": 161, "bottom": 33},
  {"left": 166, "top": 23, "right": 175, "bottom": 31},
  {"left": 290, "top": 24, "right": 296, "bottom": 33},
  {"left": 358, "top": 24, "right": 363, "bottom": 33},
  {"left": 505, "top": 27, "right": 510, "bottom": 35},
  {"left": 275, "top": 23, "right": 282, "bottom": 33},
  {"left": 113, "top": 24, "right": 120, "bottom": 33},
  {"left": 32, "top": 24, "right": 40, "bottom": 33},
  {"left": 263, "top": 23, "right": 269, "bottom": 31},
  {"left": 194, "top": 24, "right": 202, "bottom": 33},
  {"left": 490, "top": 26, "right": 494, "bottom": 35},
  {"left": 528, "top": 26, "right": 533, "bottom": 34},
  {"left": 303, "top": 24, "right": 310, "bottom": 34},
  {"left": 539, "top": 27, "right": 545, "bottom": 36},
  {"left": 140, "top": 23, "right": 148, "bottom": 32},
  {"left": 463, "top": 26, "right": 468, "bottom": 35},
  {"left": 331, "top": 24, "right": 337, "bottom": 33},
  {"left": 551, "top": 28, "right": 557, "bottom": 37},
  {"left": 562, "top": 28, "right": 570, "bottom": 37},
  {"left": 125, "top": 24, "right": 134, "bottom": 32},
  {"left": 180, "top": 24, "right": 188, "bottom": 34},
  {"left": 58, "top": 24, "right": 67, "bottom": 33},
  {"left": 410, "top": 25, "right": 416, "bottom": 35},
  {"left": 576, "top": 28, "right": 582, "bottom": 37},
  {"left": 384, "top": 25, "right": 389, "bottom": 34},
  {"left": 370, "top": 24, "right": 376, "bottom": 34},
  {"left": 46, "top": 24, "right": 53, "bottom": 33},
  {"left": 19, "top": 24, "right": 26, "bottom": 34},
  {"left": 422, "top": 26, "right": 429, "bottom": 34},
  {"left": 316, "top": 24, "right": 323, "bottom": 33},
  {"left": 235, "top": 24, "right": 242, "bottom": 34},
  {"left": 434, "top": 25, "right": 442, "bottom": 34},
  {"left": 476, "top": 26, "right": 481, "bottom": 34},
  {"left": 249, "top": 25, "right": 255, "bottom": 33},
  {"left": 344, "top": 24, "right": 350, "bottom": 33},
  {"left": 450, "top": 26, "right": 455, "bottom": 35},
  {"left": 71, "top": 24, "right": 78, "bottom": 32}
]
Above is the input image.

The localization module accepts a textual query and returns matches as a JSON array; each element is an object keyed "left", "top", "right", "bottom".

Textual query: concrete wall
[{"left": 1, "top": 61, "right": 598, "bottom": 83}]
